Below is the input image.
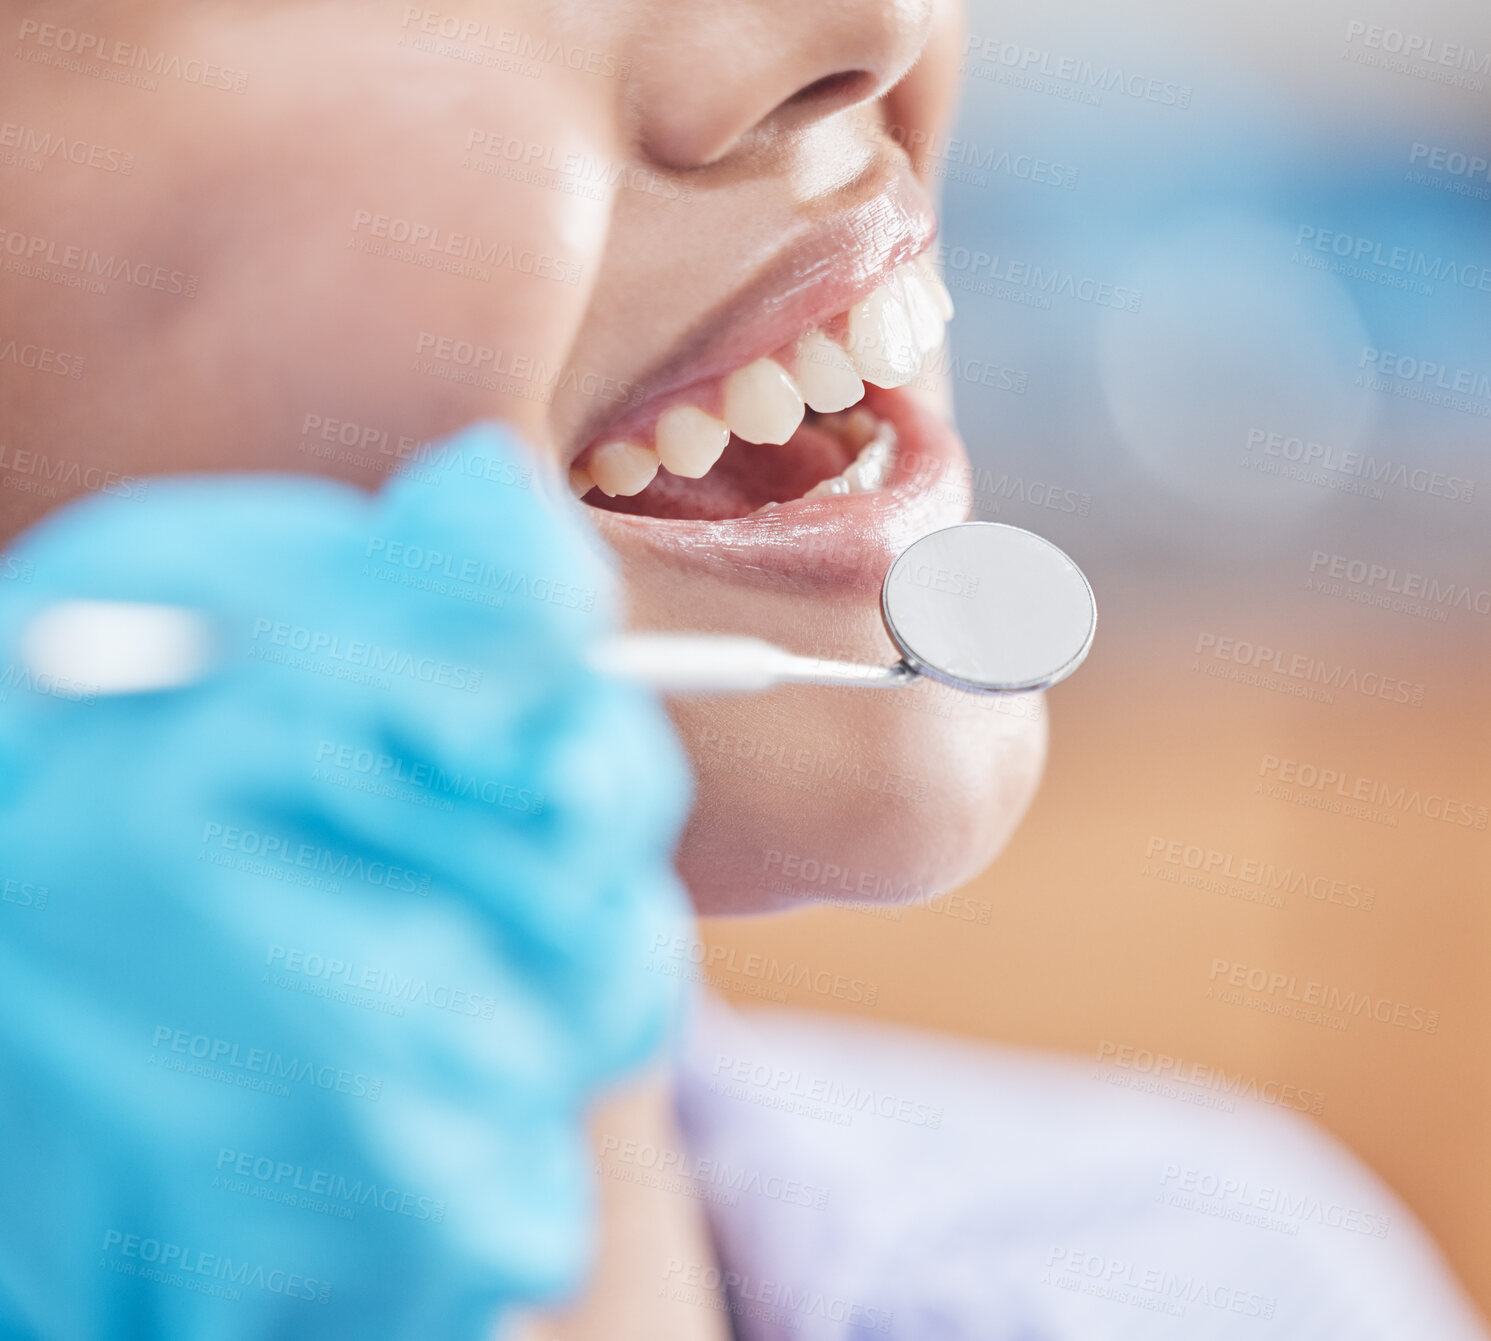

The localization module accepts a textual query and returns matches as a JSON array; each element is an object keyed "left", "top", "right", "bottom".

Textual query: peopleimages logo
[
  {"left": 1094, "top": 1040, "right": 1324, "bottom": 1114},
  {"left": 1043, "top": 1247, "right": 1276, "bottom": 1320},
  {"left": 247, "top": 619, "right": 483, "bottom": 693},
  {"left": 959, "top": 35, "right": 1193, "bottom": 108},
  {"left": 1193, "top": 632, "right": 1425, "bottom": 707},
  {"left": 1308, "top": 551, "right": 1490, "bottom": 617},
  {"left": 1207, "top": 960, "right": 1439, "bottom": 1033},
  {"left": 1360, "top": 347, "right": 1491, "bottom": 401},
  {"left": 1409, "top": 142, "right": 1491, "bottom": 183},
  {"left": 881, "top": 125, "right": 1079, "bottom": 188},
  {"left": 709, "top": 1052, "right": 944, "bottom": 1128},
  {"left": 936, "top": 242, "right": 1142, "bottom": 311},
  {"left": 1143, "top": 836, "right": 1376, "bottom": 911},
  {"left": 363, "top": 536, "right": 595, "bottom": 612},
  {"left": 14, "top": 20, "right": 250, "bottom": 93},
  {"left": 312, "top": 740, "right": 545, "bottom": 814},
  {"left": 1157, "top": 1164, "right": 1391, "bottom": 1238},
  {"left": 597, "top": 1135, "right": 831, "bottom": 1210},
  {"left": 1, "top": 874, "right": 49, "bottom": 912},
  {"left": 411, "top": 333, "right": 639, "bottom": 406},
  {"left": 651, "top": 934, "right": 880, "bottom": 1007},
  {"left": 1258, "top": 755, "right": 1488, "bottom": 829},
  {"left": 350, "top": 210, "right": 583, "bottom": 286},
  {"left": 661, "top": 1259, "right": 893, "bottom": 1334},
  {"left": 265, "top": 945, "right": 498, "bottom": 1019},
  {"left": 1295, "top": 224, "right": 1491, "bottom": 294},
  {"left": 0, "top": 443, "right": 146, "bottom": 499},
  {"left": 0, "top": 121, "right": 135, "bottom": 173},
  {"left": 0, "top": 339, "right": 84, "bottom": 378},
  {"left": 149, "top": 1025, "right": 384, "bottom": 1100},
  {"left": 1343, "top": 21, "right": 1490, "bottom": 75},
  {"left": 398, "top": 7, "right": 632, "bottom": 79},
  {"left": 1244, "top": 424, "right": 1475, "bottom": 501},
  {"left": 214, "top": 1148, "right": 445, "bottom": 1223},
  {"left": 201, "top": 822, "right": 432, "bottom": 896},
  {"left": 100, "top": 1230, "right": 330, "bottom": 1303},
  {"left": 0, "top": 226, "right": 198, "bottom": 297}
]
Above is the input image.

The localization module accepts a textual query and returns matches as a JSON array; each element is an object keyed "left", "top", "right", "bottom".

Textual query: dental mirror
[
  {"left": 18, "top": 523, "right": 1096, "bottom": 698},
  {"left": 881, "top": 522, "right": 1096, "bottom": 694}
]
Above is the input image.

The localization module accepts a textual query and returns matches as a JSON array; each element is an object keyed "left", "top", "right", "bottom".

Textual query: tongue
[{"left": 586, "top": 421, "right": 851, "bottom": 521}]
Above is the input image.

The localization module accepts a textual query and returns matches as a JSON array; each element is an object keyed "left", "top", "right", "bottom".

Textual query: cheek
[
  {"left": 671, "top": 683, "right": 1047, "bottom": 915},
  {"left": 1, "top": 4, "right": 619, "bottom": 500},
  {"left": 181, "top": 17, "right": 618, "bottom": 468}
]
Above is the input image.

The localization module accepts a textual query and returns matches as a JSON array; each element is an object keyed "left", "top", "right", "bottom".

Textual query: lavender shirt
[{"left": 674, "top": 1000, "right": 1487, "bottom": 1341}]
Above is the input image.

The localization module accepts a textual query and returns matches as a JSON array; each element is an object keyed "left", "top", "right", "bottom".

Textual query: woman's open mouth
[
  {"left": 565, "top": 163, "right": 973, "bottom": 596},
  {"left": 571, "top": 261, "right": 971, "bottom": 597},
  {"left": 572, "top": 252, "right": 953, "bottom": 521}
]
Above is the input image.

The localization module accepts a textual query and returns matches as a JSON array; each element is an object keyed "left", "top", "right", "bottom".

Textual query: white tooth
[
  {"left": 722, "top": 358, "right": 805, "bottom": 445},
  {"left": 849, "top": 441, "right": 889, "bottom": 491},
  {"left": 919, "top": 256, "right": 955, "bottom": 321},
  {"left": 793, "top": 330, "right": 864, "bottom": 413},
  {"left": 567, "top": 465, "right": 594, "bottom": 498},
  {"left": 846, "top": 286, "right": 919, "bottom": 388},
  {"left": 898, "top": 267, "right": 946, "bottom": 356},
  {"left": 654, "top": 404, "right": 729, "bottom": 478},
  {"left": 805, "top": 475, "right": 852, "bottom": 499},
  {"left": 588, "top": 440, "right": 659, "bottom": 497}
]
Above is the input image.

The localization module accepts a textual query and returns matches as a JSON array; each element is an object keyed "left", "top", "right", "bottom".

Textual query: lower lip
[{"left": 584, "top": 384, "right": 971, "bottom": 596}]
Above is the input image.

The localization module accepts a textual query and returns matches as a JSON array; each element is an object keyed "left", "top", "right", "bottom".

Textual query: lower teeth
[
  {"left": 801, "top": 414, "right": 896, "bottom": 500},
  {"left": 740, "top": 407, "right": 897, "bottom": 516}
]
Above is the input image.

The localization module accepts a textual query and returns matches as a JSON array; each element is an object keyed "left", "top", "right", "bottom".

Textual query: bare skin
[
  {"left": 510, "top": 1073, "right": 732, "bottom": 1341},
  {"left": 2, "top": 2, "right": 1039, "bottom": 1332}
]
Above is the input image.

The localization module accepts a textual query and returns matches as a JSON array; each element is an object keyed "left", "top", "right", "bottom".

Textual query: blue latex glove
[{"left": 0, "top": 426, "right": 693, "bottom": 1340}]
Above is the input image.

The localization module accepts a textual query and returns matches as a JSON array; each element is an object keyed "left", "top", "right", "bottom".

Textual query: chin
[{"left": 670, "top": 677, "right": 1048, "bottom": 916}]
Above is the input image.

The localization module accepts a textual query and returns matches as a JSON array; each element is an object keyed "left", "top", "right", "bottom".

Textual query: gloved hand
[{"left": 0, "top": 425, "right": 693, "bottom": 1340}]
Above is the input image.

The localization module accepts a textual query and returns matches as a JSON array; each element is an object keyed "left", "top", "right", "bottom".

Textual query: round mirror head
[{"left": 881, "top": 522, "right": 1096, "bottom": 694}]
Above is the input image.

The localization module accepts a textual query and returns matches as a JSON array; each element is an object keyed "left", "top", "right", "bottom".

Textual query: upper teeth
[
  {"left": 722, "top": 357, "right": 805, "bottom": 446},
  {"left": 574, "top": 254, "right": 952, "bottom": 497},
  {"left": 655, "top": 403, "right": 730, "bottom": 478},
  {"left": 794, "top": 330, "right": 864, "bottom": 414}
]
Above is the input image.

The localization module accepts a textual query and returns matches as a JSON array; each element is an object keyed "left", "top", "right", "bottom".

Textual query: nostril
[
  {"left": 781, "top": 69, "right": 878, "bottom": 118},
  {"left": 788, "top": 69, "right": 871, "bottom": 106}
]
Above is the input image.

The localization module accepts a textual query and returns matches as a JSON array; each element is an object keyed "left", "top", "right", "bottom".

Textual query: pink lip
[
  {"left": 585, "top": 384, "right": 971, "bottom": 596},
  {"left": 569, "top": 162, "right": 938, "bottom": 459}
]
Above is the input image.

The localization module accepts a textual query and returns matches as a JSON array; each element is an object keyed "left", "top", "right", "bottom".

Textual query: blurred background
[{"left": 701, "top": 0, "right": 1491, "bottom": 1315}]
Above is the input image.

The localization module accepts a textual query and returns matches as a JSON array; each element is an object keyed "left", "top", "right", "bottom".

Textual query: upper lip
[{"left": 565, "top": 157, "right": 937, "bottom": 464}]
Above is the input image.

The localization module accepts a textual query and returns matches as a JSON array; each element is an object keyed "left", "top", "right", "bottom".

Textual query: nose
[{"left": 634, "top": 0, "right": 935, "bottom": 169}]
